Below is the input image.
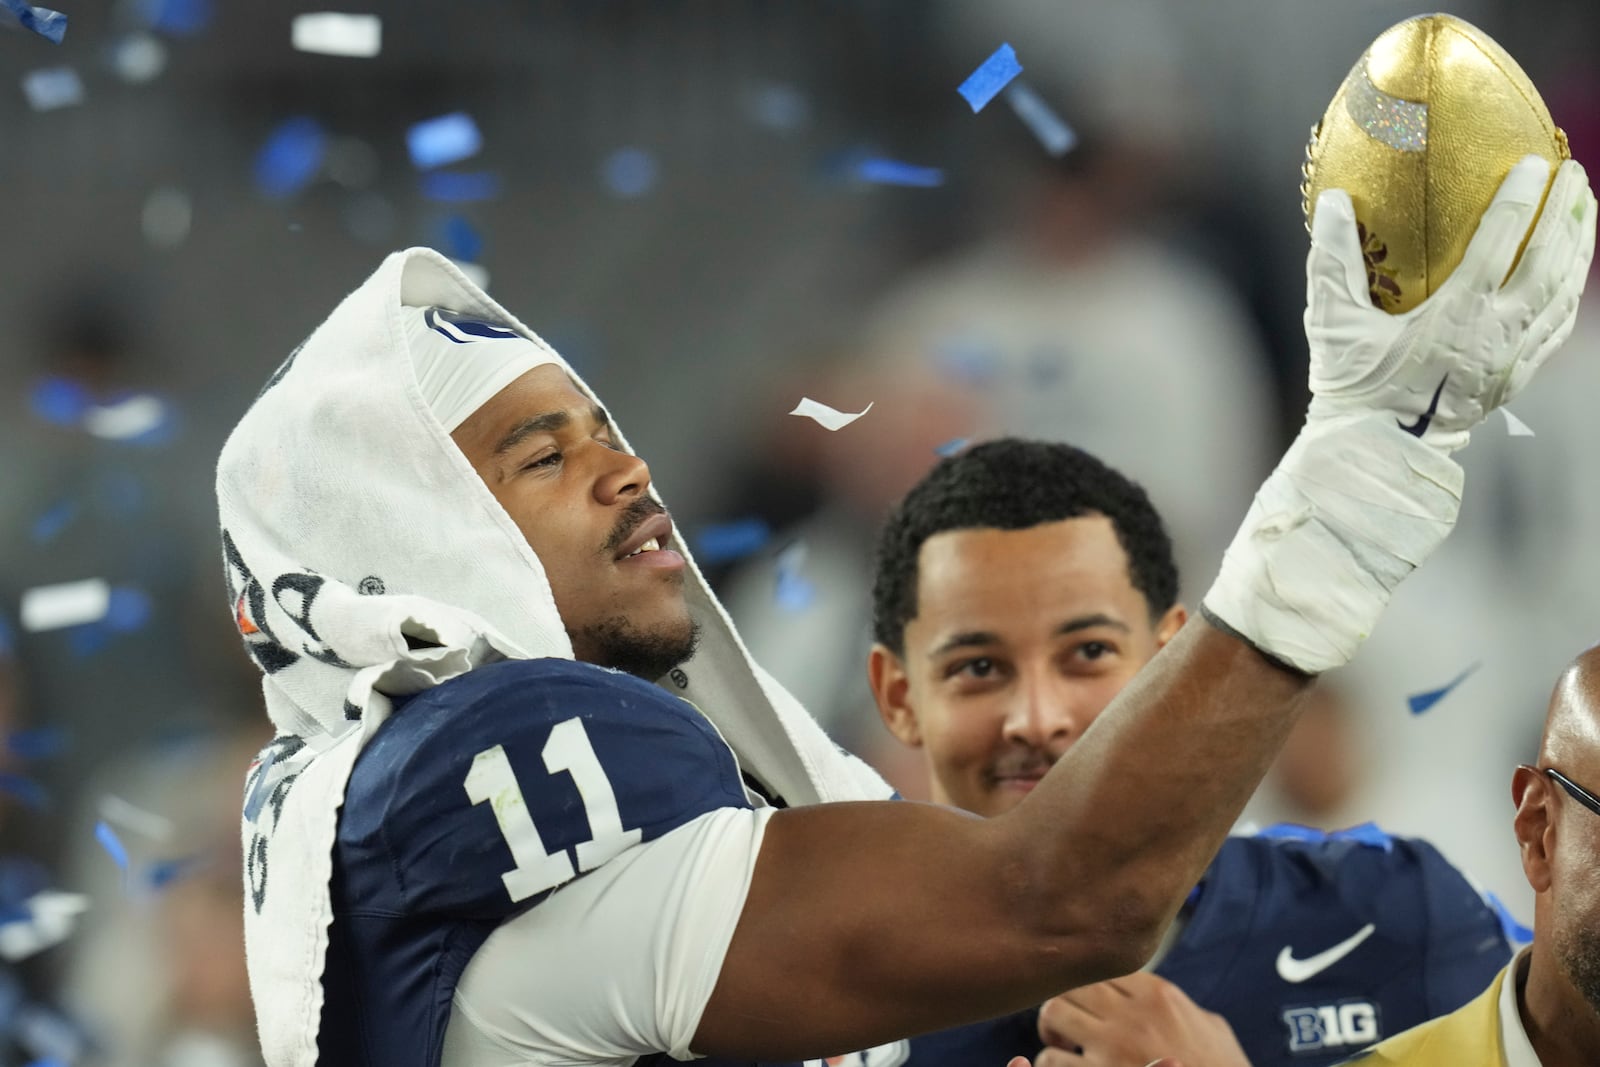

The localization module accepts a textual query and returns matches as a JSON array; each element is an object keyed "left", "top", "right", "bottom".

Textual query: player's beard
[
  {"left": 576, "top": 613, "right": 701, "bottom": 681},
  {"left": 1554, "top": 910, "right": 1600, "bottom": 1017}
]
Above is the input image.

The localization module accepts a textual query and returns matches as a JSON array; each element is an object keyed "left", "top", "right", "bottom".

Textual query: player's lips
[
  {"left": 993, "top": 774, "right": 1046, "bottom": 793},
  {"left": 614, "top": 513, "right": 683, "bottom": 569}
]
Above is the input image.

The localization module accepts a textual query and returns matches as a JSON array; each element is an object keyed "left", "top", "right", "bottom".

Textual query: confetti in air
[
  {"left": 291, "top": 12, "right": 382, "bottom": 57},
  {"left": 255, "top": 117, "right": 329, "bottom": 199},
  {"left": 421, "top": 170, "right": 501, "bottom": 203},
  {"left": 789, "top": 397, "right": 873, "bottom": 431},
  {"left": 1004, "top": 83, "right": 1078, "bottom": 157},
  {"left": 19, "top": 579, "right": 110, "bottom": 633},
  {"left": 407, "top": 112, "right": 483, "bottom": 170},
  {"left": 0, "top": 775, "right": 49, "bottom": 811},
  {"left": 98, "top": 794, "right": 175, "bottom": 841},
  {"left": 600, "top": 147, "right": 659, "bottom": 199},
  {"left": 694, "top": 519, "right": 773, "bottom": 567},
  {"left": 438, "top": 215, "right": 483, "bottom": 263},
  {"left": 93, "top": 821, "right": 129, "bottom": 873},
  {"left": 20, "top": 65, "right": 82, "bottom": 110},
  {"left": 0, "top": 0, "right": 66, "bottom": 43},
  {"left": 774, "top": 542, "right": 816, "bottom": 613},
  {"left": 0, "top": 891, "right": 89, "bottom": 963},
  {"left": 1406, "top": 662, "right": 1480, "bottom": 715},
  {"left": 5, "top": 728, "right": 67, "bottom": 762},
  {"left": 854, "top": 158, "right": 945, "bottom": 188},
  {"left": 82, "top": 394, "right": 170, "bottom": 441},
  {"left": 957, "top": 43, "right": 1023, "bottom": 113},
  {"left": 1502, "top": 408, "right": 1535, "bottom": 436},
  {"left": 935, "top": 437, "right": 970, "bottom": 458}
]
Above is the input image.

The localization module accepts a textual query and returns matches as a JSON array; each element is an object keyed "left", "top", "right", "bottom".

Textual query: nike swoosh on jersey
[
  {"left": 1275, "top": 922, "right": 1377, "bottom": 983},
  {"left": 1398, "top": 376, "right": 1448, "bottom": 437}
]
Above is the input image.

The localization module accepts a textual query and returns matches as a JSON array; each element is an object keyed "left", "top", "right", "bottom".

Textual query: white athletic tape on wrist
[{"left": 1202, "top": 415, "right": 1462, "bottom": 675}]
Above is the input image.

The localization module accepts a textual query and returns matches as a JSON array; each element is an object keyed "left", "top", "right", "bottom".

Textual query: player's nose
[
  {"left": 593, "top": 447, "right": 652, "bottom": 505},
  {"left": 999, "top": 675, "right": 1084, "bottom": 751}
]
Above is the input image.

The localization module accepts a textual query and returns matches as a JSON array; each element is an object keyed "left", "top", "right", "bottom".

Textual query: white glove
[{"left": 1205, "top": 155, "right": 1596, "bottom": 674}]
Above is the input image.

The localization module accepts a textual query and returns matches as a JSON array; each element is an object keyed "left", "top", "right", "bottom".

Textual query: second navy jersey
[{"left": 1153, "top": 827, "right": 1513, "bottom": 1066}]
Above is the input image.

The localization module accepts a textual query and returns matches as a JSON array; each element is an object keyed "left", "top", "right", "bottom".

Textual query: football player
[
  {"left": 221, "top": 154, "right": 1592, "bottom": 1066},
  {"left": 866, "top": 437, "right": 1520, "bottom": 1067}
]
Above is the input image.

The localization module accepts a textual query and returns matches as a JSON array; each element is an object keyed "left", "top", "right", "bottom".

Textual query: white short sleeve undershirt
[{"left": 441, "top": 805, "right": 778, "bottom": 1067}]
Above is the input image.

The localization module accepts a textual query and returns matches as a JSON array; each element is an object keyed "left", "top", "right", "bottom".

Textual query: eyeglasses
[{"left": 1543, "top": 767, "right": 1600, "bottom": 819}]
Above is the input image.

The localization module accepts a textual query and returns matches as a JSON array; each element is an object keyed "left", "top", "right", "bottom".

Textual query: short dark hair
[{"left": 871, "top": 438, "right": 1179, "bottom": 653}]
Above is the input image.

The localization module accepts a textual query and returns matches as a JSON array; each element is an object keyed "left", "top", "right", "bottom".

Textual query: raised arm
[{"left": 697, "top": 157, "right": 1595, "bottom": 1058}]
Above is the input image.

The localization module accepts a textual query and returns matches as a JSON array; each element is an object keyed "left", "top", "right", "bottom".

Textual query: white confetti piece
[
  {"left": 83, "top": 394, "right": 166, "bottom": 439},
  {"left": 98, "top": 794, "right": 176, "bottom": 842},
  {"left": 141, "top": 186, "right": 191, "bottom": 249},
  {"left": 0, "top": 891, "right": 88, "bottom": 962},
  {"left": 20, "top": 578, "right": 109, "bottom": 632},
  {"left": 20, "top": 64, "right": 81, "bottom": 110},
  {"left": 789, "top": 397, "right": 873, "bottom": 431},
  {"left": 291, "top": 12, "right": 381, "bottom": 57},
  {"left": 1502, "top": 408, "right": 1534, "bottom": 437}
]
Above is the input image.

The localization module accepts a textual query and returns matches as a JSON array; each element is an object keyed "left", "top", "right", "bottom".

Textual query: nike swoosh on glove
[
  {"left": 1305, "top": 154, "right": 1597, "bottom": 453},
  {"left": 1204, "top": 156, "right": 1596, "bottom": 675}
]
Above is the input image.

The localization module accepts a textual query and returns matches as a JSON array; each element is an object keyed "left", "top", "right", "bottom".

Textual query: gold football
[{"left": 1301, "top": 14, "right": 1569, "bottom": 314}]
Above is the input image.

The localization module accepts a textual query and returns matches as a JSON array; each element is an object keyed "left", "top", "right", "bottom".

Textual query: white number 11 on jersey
[{"left": 464, "top": 717, "right": 643, "bottom": 903}]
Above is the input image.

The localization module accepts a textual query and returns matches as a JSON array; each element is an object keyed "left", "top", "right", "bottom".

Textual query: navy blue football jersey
[
  {"left": 318, "top": 657, "right": 754, "bottom": 1064},
  {"left": 1153, "top": 827, "right": 1512, "bottom": 1066}
]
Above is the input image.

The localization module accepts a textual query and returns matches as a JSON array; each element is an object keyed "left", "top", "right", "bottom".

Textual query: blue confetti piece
[
  {"left": 6, "top": 728, "right": 67, "bottom": 761},
  {"left": 694, "top": 519, "right": 772, "bottom": 567},
  {"left": 600, "top": 147, "right": 659, "bottom": 199},
  {"left": 957, "top": 43, "right": 1023, "bottom": 113},
  {"left": 104, "top": 587, "right": 151, "bottom": 633},
  {"left": 0, "top": 0, "right": 66, "bottom": 44},
  {"left": 139, "top": 0, "right": 210, "bottom": 35},
  {"left": 1484, "top": 890, "right": 1533, "bottom": 945},
  {"left": 27, "top": 377, "right": 90, "bottom": 426},
  {"left": 0, "top": 612, "right": 13, "bottom": 658},
  {"left": 243, "top": 748, "right": 277, "bottom": 823},
  {"left": 935, "top": 437, "right": 970, "bottom": 458},
  {"left": 407, "top": 112, "right": 482, "bottom": 170},
  {"left": 1407, "top": 662, "right": 1480, "bottom": 715},
  {"left": 438, "top": 215, "right": 483, "bottom": 263},
  {"left": 21, "top": 65, "right": 82, "bottom": 110},
  {"left": 0, "top": 776, "right": 48, "bottom": 811},
  {"left": 855, "top": 158, "right": 945, "bottom": 188},
  {"left": 774, "top": 543, "right": 815, "bottom": 613},
  {"left": 29, "top": 500, "right": 77, "bottom": 545},
  {"left": 254, "top": 116, "right": 328, "bottom": 199},
  {"left": 420, "top": 170, "right": 501, "bottom": 203},
  {"left": 93, "top": 821, "right": 128, "bottom": 872},
  {"left": 1003, "top": 82, "right": 1078, "bottom": 157},
  {"left": 147, "top": 852, "right": 208, "bottom": 891}
]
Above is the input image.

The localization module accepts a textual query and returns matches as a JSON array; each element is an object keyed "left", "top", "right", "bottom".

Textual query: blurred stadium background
[{"left": 0, "top": 1, "right": 1596, "bottom": 1062}]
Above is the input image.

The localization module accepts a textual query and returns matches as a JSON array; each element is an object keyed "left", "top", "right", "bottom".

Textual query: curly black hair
[{"left": 871, "top": 438, "right": 1179, "bottom": 654}]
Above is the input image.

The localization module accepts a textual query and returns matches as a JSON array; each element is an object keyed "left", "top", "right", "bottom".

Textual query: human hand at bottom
[{"left": 1034, "top": 972, "right": 1251, "bottom": 1067}]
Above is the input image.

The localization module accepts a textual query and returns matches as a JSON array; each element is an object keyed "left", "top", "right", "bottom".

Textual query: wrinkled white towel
[{"left": 217, "top": 248, "right": 892, "bottom": 1067}]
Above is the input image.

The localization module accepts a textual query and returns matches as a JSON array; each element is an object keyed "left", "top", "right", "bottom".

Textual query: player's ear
[
  {"left": 1512, "top": 764, "right": 1555, "bottom": 893},
  {"left": 1153, "top": 603, "right": 1188, "bottom": 649},
  {"left": 869, "top": 643, "right": 922, "bottom": 747}
]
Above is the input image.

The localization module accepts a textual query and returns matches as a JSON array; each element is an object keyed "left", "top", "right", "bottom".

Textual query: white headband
[{"left": 403, "top": 305, "right": 553, "bottom": 432}]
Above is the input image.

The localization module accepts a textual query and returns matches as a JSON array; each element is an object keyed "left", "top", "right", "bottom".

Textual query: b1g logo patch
[
  {"left": 803, "top": 1041, "right": 909, "bottom": 1067},
  {"left": 1283, "top": 1000, "right": 1379, "bottom": 1053}
]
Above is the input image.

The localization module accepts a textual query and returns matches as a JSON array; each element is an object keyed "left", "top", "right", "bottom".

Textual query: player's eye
[
  {"left": 951, "top": 657, "right": 998, "bottom": 679},
  {"left": 1077, "top": 641, "right": 1110, "bottom": 661},
  {"left": 522, "top": 450, "right": 562, "bottom": 472}
]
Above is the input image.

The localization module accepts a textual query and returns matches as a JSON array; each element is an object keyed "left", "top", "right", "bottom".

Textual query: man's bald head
[{"left": 1540, "top": 645, "right": 1600, "bottom": 777}]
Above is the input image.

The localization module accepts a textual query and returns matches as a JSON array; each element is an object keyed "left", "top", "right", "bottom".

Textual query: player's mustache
[
  {"left": 989, "top": 752, "right": 1055, "bottom": 780},
  {"left": 602, "top": 498, "right": 669, "bottom": 557}
]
